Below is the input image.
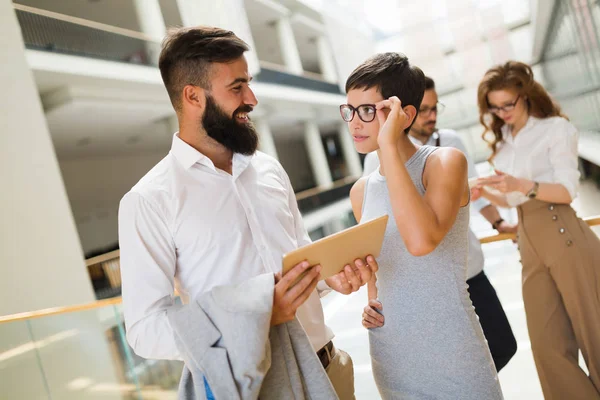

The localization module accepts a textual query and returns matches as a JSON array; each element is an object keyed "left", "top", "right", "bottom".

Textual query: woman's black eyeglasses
[
  {"left": 488, "top": 96, "right": 520, "bottom": 114},
  {"left": 340, "top": 104, "right": 377, "bottom": 123}
]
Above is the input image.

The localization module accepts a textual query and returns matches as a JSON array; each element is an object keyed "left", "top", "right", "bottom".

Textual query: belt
[{"left": 317, "top": 340, "right": 334, "bottom": 369}]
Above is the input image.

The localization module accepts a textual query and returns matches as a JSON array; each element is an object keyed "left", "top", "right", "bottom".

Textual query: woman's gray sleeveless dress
[{"left": 361, "top": 146, "right": 503, "bottom": 400}]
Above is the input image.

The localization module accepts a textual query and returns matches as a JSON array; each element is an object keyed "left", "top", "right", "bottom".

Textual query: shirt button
[
  {"left": 552, "top": 215, "right": 558, "bottom": 221},
  {"left": 566, "top": 240, "right": 573, "bottom": 247},
  {"left": 559, "top": 228, "right": 565, "bottom": 234},
  {"left": 548, "top": 205, "right": 555, "bottom": 211}
]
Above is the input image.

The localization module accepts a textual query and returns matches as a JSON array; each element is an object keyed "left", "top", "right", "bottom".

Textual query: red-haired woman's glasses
[{"left": 488, "top": 96, "right": 520, "bottom": 114}]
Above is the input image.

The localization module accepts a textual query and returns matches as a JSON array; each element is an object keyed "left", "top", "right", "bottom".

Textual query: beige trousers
[
  {"left": 517, "top": 199, "right": 600, "bottom": 400},
  {"left": 325, "top": 345, "right": 355, "bottom": 400}
]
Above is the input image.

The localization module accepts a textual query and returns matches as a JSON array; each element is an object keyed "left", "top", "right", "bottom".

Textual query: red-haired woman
[{"left": 474, "top": 61, "right": 600, "bottom": 399}]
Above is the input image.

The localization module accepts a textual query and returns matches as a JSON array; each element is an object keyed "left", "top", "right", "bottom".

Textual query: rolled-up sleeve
[
  {"left": 548, "top": 120, "right": 580, "bottom": 200},
  {"left": 118, "top": 191, "right": 182, "bottom": 360}
]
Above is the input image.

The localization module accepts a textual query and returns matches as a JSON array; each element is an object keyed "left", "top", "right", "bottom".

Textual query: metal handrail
[
  {"left": 1, "top": 215, "right": 598, "bottom": 324},
  {"left": 0, "top": 297, "right": 122, "bottom": 324}
]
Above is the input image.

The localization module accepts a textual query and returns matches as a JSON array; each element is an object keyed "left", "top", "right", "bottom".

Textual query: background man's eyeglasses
[
  {"left": 340, "top": 104, "right": 376, "bottom": 123},
  {"left": 488, "top": 96, "right": 520, "bottom": 114},
  {"left": 419, "top": 102, "right": 445, "bottom": 117}
]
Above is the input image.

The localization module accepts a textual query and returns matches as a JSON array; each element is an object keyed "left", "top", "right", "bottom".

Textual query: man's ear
[
  {"left": 403, "top": 105, "right": 418, "bottom": 130},
  {"left": 181, "top": 85, "right": 206, "bottom": 111}
]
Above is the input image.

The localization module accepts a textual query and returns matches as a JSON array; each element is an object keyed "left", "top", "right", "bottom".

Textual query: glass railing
[
  {"left": 14, "top": 4, "right": 161, "bottom": 67},
  {"left": 0, "top": 298, "right": 182, "bottom": 400},
  {"left": 256, "top": 61, "right": 343, "bottom": 94},
  {"left": 296, "top": 176, "right": 357, "bottom": 214},
  {"left": 541, "top": 0, "right": 600, "bottom": 133}
]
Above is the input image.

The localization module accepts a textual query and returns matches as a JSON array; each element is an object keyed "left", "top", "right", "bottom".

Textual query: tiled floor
[{"left": 322, "top": 178, "right": 600, "bottom": 400}]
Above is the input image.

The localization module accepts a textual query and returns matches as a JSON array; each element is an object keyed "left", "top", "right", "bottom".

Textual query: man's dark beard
[{"left": 202, "top": 95, "right": 259, "bottom": 155}]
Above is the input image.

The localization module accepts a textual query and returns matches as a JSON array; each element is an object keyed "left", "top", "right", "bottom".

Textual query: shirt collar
[
  {"left": 407, "top": 134, "right": 434, "bottom": 146},
  {"left": 232, "top": 152, "right": 254, "bottom": 179},
  {"left": 170, "top": 133, "right": 215, "bottom": 170},
  {"left": 170, "top": 133, "right": 255, "bottom": 177},
  {"left": 502, "top": 115, "right": 539, "bottom": 142}
]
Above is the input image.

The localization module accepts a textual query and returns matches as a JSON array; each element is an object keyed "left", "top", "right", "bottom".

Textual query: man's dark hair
[
  {"left": 424, "top": 76, "right": 435, "bottom": 90},
  {"left": 159, "top": 26, "right": 249, "bottom": 111},
  {"left": 345, "top": 52, "right": 425, "bottom": 133}
]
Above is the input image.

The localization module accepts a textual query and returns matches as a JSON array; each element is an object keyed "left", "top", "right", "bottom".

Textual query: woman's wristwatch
[{"left": 526, "top": 181, "right": 540, "bottom": 199}]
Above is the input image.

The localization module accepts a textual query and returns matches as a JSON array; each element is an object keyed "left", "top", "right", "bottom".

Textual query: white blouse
[{"left": 491, "top": 116, "right": 580, "bottom": 206}]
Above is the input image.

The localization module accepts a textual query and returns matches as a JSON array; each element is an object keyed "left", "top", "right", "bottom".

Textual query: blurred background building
[{"left": 1, "top": 0, "right": 599, "bottom": 399}]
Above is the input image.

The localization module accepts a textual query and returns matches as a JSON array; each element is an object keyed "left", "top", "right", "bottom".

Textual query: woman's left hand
[
  {"left": 376, "top": 96, "right": 410, "bottom": 149},
  {"left": 475, "top": 170, "right": 527, "bottom": 194}
]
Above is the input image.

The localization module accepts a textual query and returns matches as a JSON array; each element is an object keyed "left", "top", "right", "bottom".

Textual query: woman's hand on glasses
[{"left": 375, "top": 96, "right": 410, "bottom": 148}]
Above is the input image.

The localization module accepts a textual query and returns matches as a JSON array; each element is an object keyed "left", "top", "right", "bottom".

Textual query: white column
[
  {"left": 255, "top": 118, "right": 279, "bottom": 160},
  {"left": 304, "top": 121, "right": 333, "bottom": 187},
  {"left": 132, "top": 0, "right": 167, "bottom": 64},
  {"left": 275, "top": 16, "right": 304, "bottom": 75},
  {"left": 316, "top": 35, "right": 338, "bottom": 83},
  {"left": 337, "top": 122, "right": 363, "bottom": 177},
  {"left": 174, "top": 0, "right": 261, "bottom": 75}
]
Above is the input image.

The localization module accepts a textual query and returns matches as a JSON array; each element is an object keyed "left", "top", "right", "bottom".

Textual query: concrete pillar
[
  {"left": 132, "top": 0, "right": 167, "bottom": 65},
  {"left": 337, "top": 122, "right": 363, "bottom": 177},
  {"left": 275, "top": 16, "right": 304, "bottom": 75},
  {"left": 316, "top": 35, "right": 338, "bottom": 83},
  {"left": 304, "top": 121, "right": 333, "bottom": 187},
  {"left": 255, "top": 118, "right": 279, "bottom": 160},
  {"left": 0, "top": 4, "right": 124, "bottom": 396}
]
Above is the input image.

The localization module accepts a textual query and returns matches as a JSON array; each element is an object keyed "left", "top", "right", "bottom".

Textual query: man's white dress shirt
[{"left": 119, "top": 134, "right": 333, "bottom": 360}]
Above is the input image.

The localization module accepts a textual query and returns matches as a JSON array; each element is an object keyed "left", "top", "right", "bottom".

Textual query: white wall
[
  {"left": 0, "top": 0, "right": 95, "bottom": 315},
  {"left": 0, "top": 3, "right": 123, "bottom": 399},
  {"left": 59, "top": 152, "right": 168, "bottom": 255},
  {"left": 322, "top": 11, "right": 375, "bottom": 92}
]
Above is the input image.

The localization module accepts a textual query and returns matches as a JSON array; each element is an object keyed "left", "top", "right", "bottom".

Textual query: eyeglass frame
[
  {"left": 418, "top": 101, "right": 445, "bottom": 117},
  {"left": 339, "top": 103, "right": 377, "bottom": 123},
  {"left": 488, "top": 95, "right": 520, "bottom": 115}
]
